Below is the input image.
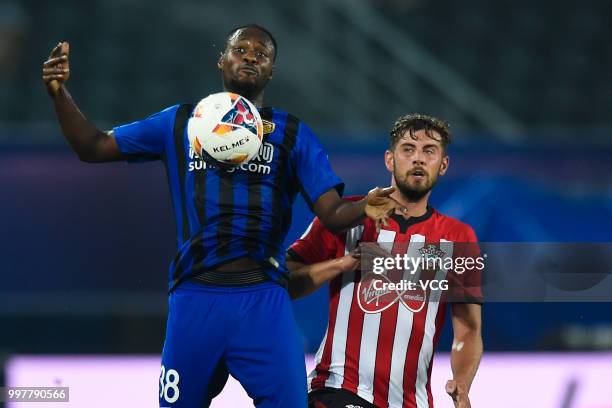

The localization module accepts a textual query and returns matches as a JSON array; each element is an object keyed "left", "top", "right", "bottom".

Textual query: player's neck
[
  {"left": 391, "top": 192, "right": 429, "bottom": 218},
  {"left": 246, "top": 92, "right": 264, "bottom": 107}
]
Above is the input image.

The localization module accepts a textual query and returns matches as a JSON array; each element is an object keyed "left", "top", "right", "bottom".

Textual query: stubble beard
[{"left": 393, "top": 167, "right": 438, "bottom": 202}]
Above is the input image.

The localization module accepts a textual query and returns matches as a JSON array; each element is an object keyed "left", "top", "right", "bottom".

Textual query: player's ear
[
  {"left": 217, "top": 52, "right": 224, "bottom": 69},
  {"left": 384, "top": 149, "right": 394, "bottom": 172},
  {"left": 439, "top": 154, "right": 449, "bottom": 176}
]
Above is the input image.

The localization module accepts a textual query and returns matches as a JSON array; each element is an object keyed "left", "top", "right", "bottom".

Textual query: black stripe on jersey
[
  {"left": 215, "top": 168, "right": 235, "bottom": 258},
  {"left": 171, "top": 103, "right": 193, "bottom": 284},
  {"left": 192, "top": 166, "right": 208, "bottom": 275},
  {"left": 194, "top": 148, "right": 207, "bottom": 227},
  {"left": 268, "top": 113, "right": 299, "bottom": 250},
  {"left": 244, "top": 108, "right": 273, "bottom": 251}
]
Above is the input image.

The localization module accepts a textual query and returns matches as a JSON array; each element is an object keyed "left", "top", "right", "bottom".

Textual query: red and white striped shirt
[{"left": 288, "top": 199, "right": 483, "bottom": 408}]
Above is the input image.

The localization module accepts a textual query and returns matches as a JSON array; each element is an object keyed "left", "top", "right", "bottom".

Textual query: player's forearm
[
  {"left": 317, "top": 199, "right": 366, "bottom": 234},
  {"left": 450, "top": 330, "right": 483, "bottom": 389},
  {"left": 287, "top": 258, "right": 348, "bottom": 299},
  {"left": 51, "top": 85, "right": 111, "bottom": 162}
]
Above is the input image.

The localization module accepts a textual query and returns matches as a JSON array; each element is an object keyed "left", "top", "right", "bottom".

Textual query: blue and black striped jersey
[{"left": 113, "top": 103, "right": 344, "bottom": 289}]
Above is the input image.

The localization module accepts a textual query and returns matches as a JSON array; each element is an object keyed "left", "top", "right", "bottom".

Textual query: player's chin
[
  {"left": 406, "top": 182, "right": 432, "bottom": 196},
  {"left": 407, "top": 179, "right": 427, "bottom": 189},
  {"left": 228, "top": 78, "right": 259, "bottom": 95}
]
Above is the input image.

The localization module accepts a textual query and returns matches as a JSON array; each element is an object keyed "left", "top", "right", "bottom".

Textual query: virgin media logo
[{"left": 357, "top": 272, "right": 427, "bottom": 314}]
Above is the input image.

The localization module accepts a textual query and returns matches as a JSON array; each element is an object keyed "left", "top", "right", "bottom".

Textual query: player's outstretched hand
[
  {"left": 339, "top": 249, "right": 361, "bottom": 272},
  {"left": 43, "top": 42, "right": 70, "bottom": 97},
  {"left": 352, "top": 242, "right": 392, "bottom": 273},
  {"left": 445, "top": 379, "right": 471, "bottom": 408},
  {"left": 364, "top": 186, "right": 406, "bottom": 232}
]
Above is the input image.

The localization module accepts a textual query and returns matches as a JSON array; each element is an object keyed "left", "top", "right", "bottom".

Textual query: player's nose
[
  {"left": 412, "top": 149, "right": 426, "bottom": 164},
  {"left": 412, "top": 156, "right": 426, "bottom": 165},
  {"left": 243, "top": 52, "right": 257, "bottom": 64}
]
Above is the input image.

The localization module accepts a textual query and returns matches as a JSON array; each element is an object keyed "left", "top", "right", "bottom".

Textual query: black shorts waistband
[{"left": 190, "top": 267, "right": 272, "bottom": 287}]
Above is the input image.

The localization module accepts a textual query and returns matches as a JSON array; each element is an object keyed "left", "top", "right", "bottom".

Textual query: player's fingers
[
  {"left": 388, "top": 196, "right": 408, "bottom": 213},
  {"left": 43, "top": 74, "right": 67, "bottom": 81},
  {"left": 347, "top": 255, "right": 361, "bottom": 269},
  {"left": 367, "top": 186, "right": 381, "bottom": 197},
  {"left": 43, "top": 55, "right": 68, "bottom": 68},
  {"left": 393, "top": 205, "right": 408, "bottom": 215},
  {"left": 381, "top": 215, "right": 389, "bottom": 227},
  {"left": 358, "top": 243, "right": 373, "bottom": 258},
  {"left": 43, "top": 68, "right": 69, "bottom": 75},
  {"left": 367, "top": 196, "right": 383, "bottom": 205},
  {"left": 48, "top": 42, "right": 63, "bottom": 59},
  {"left": 366, "top": 186, "right": 396, "bottom": 205},
  {"left": 377, "top": 186, "right": 396, "bottom": 197},
  {"left": 60, "top": 41, "right": 70, "bottom": 56},
  {"left": 361, "top": 242, "right": 391, "bottom": 258}
]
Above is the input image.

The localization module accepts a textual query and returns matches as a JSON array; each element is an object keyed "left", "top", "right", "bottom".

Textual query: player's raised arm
[
  {"left": 313, "top": 186, "right": 405, "bottom": 233},
  {"left": 43, "top": 42, "right": 122, "bottom": 163},
  {"left": 446, "top": 303, "right": 483, "bottom": 408}
]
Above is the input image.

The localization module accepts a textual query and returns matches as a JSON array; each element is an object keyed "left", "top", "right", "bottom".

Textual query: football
[{"left": 187, "top": 92, "right": 264, "bottom": 167}]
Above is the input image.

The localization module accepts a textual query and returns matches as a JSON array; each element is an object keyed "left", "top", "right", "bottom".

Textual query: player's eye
[
  {"left": 256, "top": 51, "right": 268, "bottom": 58},
  {"left": 234, "top": 47, "right": 245, "bottom": 54}
]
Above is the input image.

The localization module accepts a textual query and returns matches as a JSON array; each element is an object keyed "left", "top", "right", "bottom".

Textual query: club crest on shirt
[
  {"left": 418, "top": 243, "right": 445, "bottom": 273},
  {"left": 262, "top": 119, "right": 275, "bottom": 135}
]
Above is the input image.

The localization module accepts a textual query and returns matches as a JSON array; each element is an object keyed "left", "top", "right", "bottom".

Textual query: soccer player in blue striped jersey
[{"left": 42, "top": 25, "right": 402, "bottom": 407}]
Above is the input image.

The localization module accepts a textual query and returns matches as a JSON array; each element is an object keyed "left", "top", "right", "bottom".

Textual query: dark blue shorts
[{"left": 159, "top": 281, "right": 307, "bottom": 407}]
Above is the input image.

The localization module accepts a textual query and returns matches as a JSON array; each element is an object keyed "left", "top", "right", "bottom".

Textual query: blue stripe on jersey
[
  {"left": 161, "top": 124, "right": 184, "bottom": 242},
  {"left": 164, "top": 105, "right": 192, "bottom": 246}
]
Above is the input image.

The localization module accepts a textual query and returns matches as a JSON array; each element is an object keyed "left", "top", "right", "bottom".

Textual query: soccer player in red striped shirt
[{"left": 287, "top": 114, "right": 483, "bottom": 408}]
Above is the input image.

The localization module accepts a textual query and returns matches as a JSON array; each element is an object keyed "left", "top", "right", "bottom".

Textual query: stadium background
[{"left": 1, "top": 0, "right": 611, "bottom": 406}]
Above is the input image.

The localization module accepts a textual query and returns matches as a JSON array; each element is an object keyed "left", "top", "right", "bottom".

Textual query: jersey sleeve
[
  {"left": 112, "top": 105, "right": 180, "bottom": 162},
  {"left": 448, "top": 226, "right": 485, "bottom": 304},
  {"left": 292, "top": 121, "right": 344, "bottom": 208},
  {"left": 287, "top": 217, "right": 339, "bottom": 264}
]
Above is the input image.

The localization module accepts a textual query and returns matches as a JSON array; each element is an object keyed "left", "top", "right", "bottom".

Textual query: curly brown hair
[{"left": 389, "top": 113, "right": 451, "bottom": 152}]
